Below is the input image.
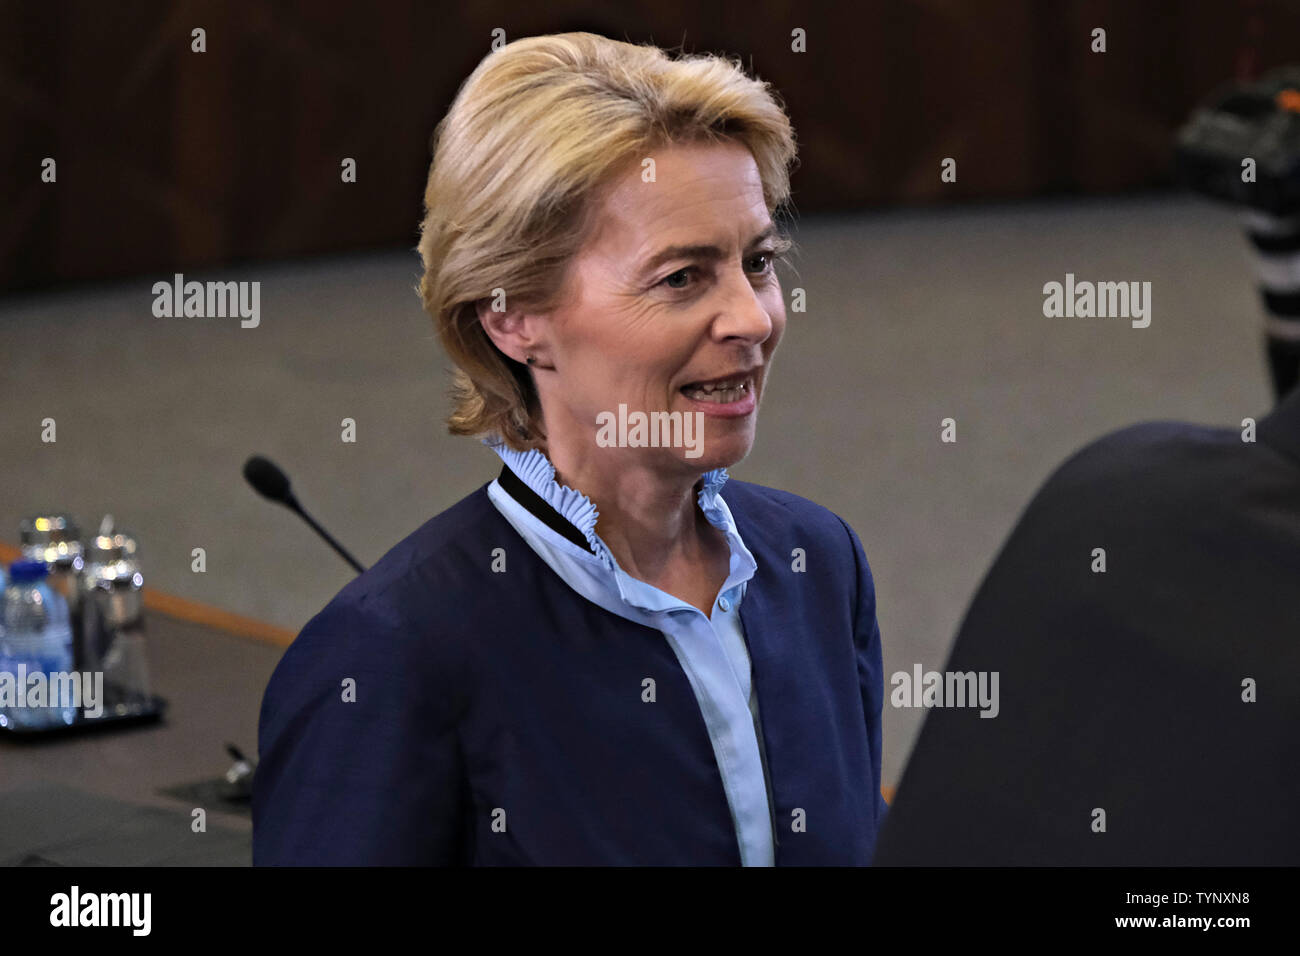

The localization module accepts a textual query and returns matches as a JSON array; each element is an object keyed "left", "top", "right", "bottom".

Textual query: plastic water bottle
[{"left": 0, "top": 560, "right": 77, "bottom": 730}]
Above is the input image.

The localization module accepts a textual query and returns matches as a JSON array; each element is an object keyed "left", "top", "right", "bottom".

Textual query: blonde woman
[{"left": 253, "top": 31, "right": 887, "bottom": 866}]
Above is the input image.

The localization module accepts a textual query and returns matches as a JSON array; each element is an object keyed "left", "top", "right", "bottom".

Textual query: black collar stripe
[{"left": 497, "top": 464, "right": 597, "bottom": 555}]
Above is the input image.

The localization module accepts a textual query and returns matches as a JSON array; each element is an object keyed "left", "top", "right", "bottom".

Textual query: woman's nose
[{"left": 713, "top": 267, "right": 774, "bottom": 343}]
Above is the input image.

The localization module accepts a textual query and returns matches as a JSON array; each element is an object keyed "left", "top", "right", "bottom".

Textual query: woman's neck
[{"left": 545, "top": 442, "right": 720, "bottom": 587}]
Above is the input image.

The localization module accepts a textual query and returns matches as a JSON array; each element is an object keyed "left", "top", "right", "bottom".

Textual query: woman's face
[{"left": 536, "top": 138, "right": 787, "bottom": 478}]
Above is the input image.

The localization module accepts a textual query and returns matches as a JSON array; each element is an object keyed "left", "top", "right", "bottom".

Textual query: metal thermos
[{"left": 79, "top": 529, "right": 145, "bottom": 679}]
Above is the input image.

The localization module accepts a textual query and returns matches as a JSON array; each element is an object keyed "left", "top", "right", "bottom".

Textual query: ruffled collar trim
[{"left": 483, "top": 436, "right": 731, "bottom": 572}]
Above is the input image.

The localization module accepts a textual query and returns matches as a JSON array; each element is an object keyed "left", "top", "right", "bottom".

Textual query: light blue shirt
[{"left": 483, "top": 437, "right": 776, "bottom": 866}]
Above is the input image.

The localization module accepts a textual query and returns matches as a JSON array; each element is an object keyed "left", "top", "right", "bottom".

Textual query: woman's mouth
[{"left": 679, "top": 375, "right": 757, "bottom": 416}]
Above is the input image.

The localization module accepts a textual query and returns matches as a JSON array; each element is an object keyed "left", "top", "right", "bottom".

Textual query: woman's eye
[
  {"left": 658, "top": 251, "right": 781, "bottom": 292},
  {"left": 661, "top": 268, "right": 693, "bottom": 290}
]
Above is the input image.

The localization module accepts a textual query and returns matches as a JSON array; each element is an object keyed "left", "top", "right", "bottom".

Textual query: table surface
[{"left": 0, "top": 609, "right": 286, "bottom": 865}]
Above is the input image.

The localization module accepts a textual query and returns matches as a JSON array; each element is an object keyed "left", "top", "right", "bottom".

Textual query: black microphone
[{"left": 242, "top": 455, "right": 366, "bottom": 574}]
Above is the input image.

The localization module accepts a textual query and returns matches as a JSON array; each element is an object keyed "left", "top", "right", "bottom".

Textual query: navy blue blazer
[{"left": 252, "top": 473, "right": 887, "bottom": 865}]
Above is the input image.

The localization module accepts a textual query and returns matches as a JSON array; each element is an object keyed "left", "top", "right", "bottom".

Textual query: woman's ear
[
  {"left": 476, "top": 298, "right": 529, "bottom": 365},
  {"left": 477, "top": 298, "right": 549, "bottom": 368}
]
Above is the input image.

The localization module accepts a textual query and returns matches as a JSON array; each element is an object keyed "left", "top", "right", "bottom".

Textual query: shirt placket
[{"left": 654, "top": 598, "right": 774, "bottom": 866}]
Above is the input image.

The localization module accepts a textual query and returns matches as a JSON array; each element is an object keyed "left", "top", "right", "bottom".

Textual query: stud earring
[{"left": 525, "top": 354, "right": 536, "bottom": 366}]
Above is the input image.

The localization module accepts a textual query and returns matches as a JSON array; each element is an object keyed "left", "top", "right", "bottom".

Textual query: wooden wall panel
[{"left": 2, "top": 0, "right": 1298, "bottom": 291}]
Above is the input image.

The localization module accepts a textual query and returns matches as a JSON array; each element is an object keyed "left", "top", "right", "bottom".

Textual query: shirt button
[{"left": 718, "top": 596, "right": 732, "bottom": 612}]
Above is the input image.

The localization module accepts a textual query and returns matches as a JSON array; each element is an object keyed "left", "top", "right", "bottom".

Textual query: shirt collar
[{"left": 482, "top": 435, "right": 739, "bottom": 578}]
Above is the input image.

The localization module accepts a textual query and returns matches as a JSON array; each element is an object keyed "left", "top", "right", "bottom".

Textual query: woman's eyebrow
[{"left": 637, "top": 224, "right": 780, "bottom": 277}]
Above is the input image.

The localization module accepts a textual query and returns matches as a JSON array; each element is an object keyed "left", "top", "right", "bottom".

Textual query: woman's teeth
[{"left": 682, "top": 377, "right": 750, "bottom": 403}]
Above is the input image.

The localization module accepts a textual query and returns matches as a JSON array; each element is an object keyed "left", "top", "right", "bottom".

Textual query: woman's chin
[{"left": 682, "top": 427, "right": 755, "bottom": 473}]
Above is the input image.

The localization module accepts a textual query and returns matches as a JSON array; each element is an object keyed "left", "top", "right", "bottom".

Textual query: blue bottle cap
[{"left": 7, "top": 560, "right": 49, "bottom": 583}]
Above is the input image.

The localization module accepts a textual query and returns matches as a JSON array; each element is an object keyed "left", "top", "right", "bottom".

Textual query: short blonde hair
[{"left": 416, "top": 31, "right": 798, "bottom": 451}]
